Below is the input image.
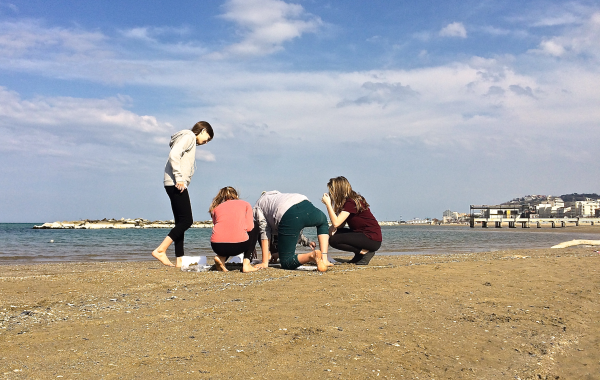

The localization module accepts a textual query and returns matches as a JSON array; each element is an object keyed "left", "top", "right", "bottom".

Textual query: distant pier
[{"left": 470, "top": 205, "right": 600, "bottom": 228}]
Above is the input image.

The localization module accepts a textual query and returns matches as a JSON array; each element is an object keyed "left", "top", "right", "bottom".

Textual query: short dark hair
[{"left": 191, "top": 121, "right": 214, "bottom": 141}]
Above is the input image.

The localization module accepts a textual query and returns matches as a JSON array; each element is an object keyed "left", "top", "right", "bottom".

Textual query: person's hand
[
  {"left": 329, "top": 225, "right": 337, "bottom": 236},
  {"left": 321, "top": 193, "right": 331, "bottom": 206},
  {"left": 254, "top": 262, "right": 269, "bottom": 269},
  {"left": 175, "top": 182, "right": 187, "bottom": 193},
  {"left": 308, "top": 241, "right": 316, "bottom": 250}
]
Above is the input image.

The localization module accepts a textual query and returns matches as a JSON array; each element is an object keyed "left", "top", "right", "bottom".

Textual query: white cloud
[
  {"left": 122, "top": 27, "right": 154, "bottom": 41},
  {"left": 119, "top": 26, "right": 207, "bottom": 56},
  {"left": 1, "top": 11, "right": 600, "bottom": 164},
  {"left": 120, "top": 26, "right": 192, "bottom": 41},
  {"left": 0, "top": 20, "right": 109, "bottom": 58},
  {"left": 537, "top": 39, "right": 566, "bottom": 56},
  {"left": 0, "top": 2, "right": 18, "bottom": 13},
  {"left": 213, "top": 0, "right": 322, "bottom": 58},
  {"left": 529, "top": 12, "right": 600, "bottom": 58},
  {"left": 0, "top": 87, "right": 216, "bottom": 168},
  {"left": 532, "top": 13, "right": 582, "bottom": 27},
  {"left": 439, "top": 22, "right": 467, "bottom": 38}
]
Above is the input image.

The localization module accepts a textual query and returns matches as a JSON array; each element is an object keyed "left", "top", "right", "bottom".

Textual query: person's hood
[{"left": 169, "top": 130, "right": 195, "bottom": 151}]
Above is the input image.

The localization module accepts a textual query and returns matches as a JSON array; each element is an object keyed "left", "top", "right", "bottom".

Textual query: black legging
[
  {"left": 165, "top": 186, "right": 193, "bottom": 257},
  {"left": 211, "top": 223, "right": 259, "bottom": 261},
  {"left": 329, "top": 228, "right": 381, "bottom": 254}
]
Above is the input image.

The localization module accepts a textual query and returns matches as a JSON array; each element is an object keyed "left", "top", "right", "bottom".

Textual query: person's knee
[
  {"left": 315, "top": 216, "right": 329, "bottom": 235},
  {"left": 328, "top": 239, "right": 342, "bottom": 250},
  {"left": 181, "top": 216, "right": 193, "bottom": 230},
  {"left": 279, "top": 254, "right": 299, "bottom": 270}
]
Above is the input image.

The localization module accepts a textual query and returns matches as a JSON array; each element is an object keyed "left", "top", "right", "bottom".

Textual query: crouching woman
[
  {"left": 209, "top": 187, "right": 260, "bottom": 273},
  {"left": 321, "top": 176, "right": 382, "bottom": 265}
]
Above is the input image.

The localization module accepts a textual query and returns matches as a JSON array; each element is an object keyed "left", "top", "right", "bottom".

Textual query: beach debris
[
  {"left": 180, "top": 256, "right": 210, "bottom": 272},
  {"left": 551, "top": 239, "right": 600, "bottom": 248}
]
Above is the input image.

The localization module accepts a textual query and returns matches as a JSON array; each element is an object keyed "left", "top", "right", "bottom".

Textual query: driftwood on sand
[{"left": 551, "top": 239, "right": 600, "bottom": 248}]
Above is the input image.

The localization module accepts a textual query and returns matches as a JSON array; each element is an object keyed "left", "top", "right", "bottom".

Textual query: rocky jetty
[
  {"left": 34, "top": 218, "right": 404, "bottom": 229},
  {"left": 33, "top": 218, "right": 213, "bottom": 229}
]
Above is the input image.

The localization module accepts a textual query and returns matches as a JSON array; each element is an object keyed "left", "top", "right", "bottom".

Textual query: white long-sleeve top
[
  {"left": 253, "top": 190, "right": 308, "bottom": 241},
  {"left": 163, "top": 130, "right": 197, "bottom": 186}
]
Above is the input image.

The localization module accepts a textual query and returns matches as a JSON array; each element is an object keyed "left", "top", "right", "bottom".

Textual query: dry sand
[{"left": 1, "top": 245, "right": 599, "bottom": 379}]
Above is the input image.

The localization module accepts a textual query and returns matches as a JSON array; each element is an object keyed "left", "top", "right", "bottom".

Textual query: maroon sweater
[{"left": 343, "top": 198, "right": 382, "bottom": 242}]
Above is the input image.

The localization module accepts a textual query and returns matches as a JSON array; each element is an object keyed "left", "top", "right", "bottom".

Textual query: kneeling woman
[
  {"left": 321, "top": 176, "right": 382, "bottom": 265},
  {"left": 209, "top": 187, "right": 260, "bottom": 273},
  {"left": 254, "top": 191, "right": 329, "bottom": 272}
]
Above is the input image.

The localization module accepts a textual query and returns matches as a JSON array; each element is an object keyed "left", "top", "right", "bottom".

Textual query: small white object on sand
[{"left": 180, "top": 256, "right": 211, "bottom": 272}]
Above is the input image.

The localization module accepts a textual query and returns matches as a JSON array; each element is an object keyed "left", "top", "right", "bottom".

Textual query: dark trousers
[
  {"left": 165, "top": 186, "right": 193, "bottom": 257},
  {"left": 211, "top": 222, "right": 259, "bottom": 261},
  {"left": 278, "top": 200, "right": 329, "bottom": 270},
  {"left": 329, "top": 228, "right": 381, "bottom": 254}
]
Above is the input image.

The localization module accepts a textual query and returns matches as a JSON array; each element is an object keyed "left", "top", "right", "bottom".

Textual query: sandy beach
[{"left": 1, "top": 242, "right": 599, "bottom": 379}]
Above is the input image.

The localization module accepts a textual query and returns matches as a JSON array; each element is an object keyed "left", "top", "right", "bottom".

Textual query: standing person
[
  {"left": 209, "top": 186, "right": 260, "bottom": 273},
  {"left": 253, "top": 191, "right": 329, "bottom": 272},
  {"left": 152, "top": 121, "right": 214, "bottom": 267},
  {"left": 321, "top": 176, "right": 382, "bottom": 265}
]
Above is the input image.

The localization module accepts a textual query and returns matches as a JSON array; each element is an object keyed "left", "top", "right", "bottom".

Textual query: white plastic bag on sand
[
  {"left": 180, "top": 256, "right": 211, "bottom": 272},
  {"left": 226, "top": 253, "right": 244, "bottom": 264}
]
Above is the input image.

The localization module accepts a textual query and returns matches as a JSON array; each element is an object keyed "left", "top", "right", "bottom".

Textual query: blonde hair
[
  {"left": 209, "top": 186, "right": 239, "bottom": 214},
  {"left": 327, "top": 176, "right": 369, "bottom": 214}
]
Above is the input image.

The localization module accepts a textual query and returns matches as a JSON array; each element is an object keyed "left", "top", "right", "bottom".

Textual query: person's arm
[
  {"left": 253, "top": 207, "right": 270, "bottom": 268},
  {"left": 298, "top": 230, "right": 316, "bottom": 249},
  {"left": 259, "top": 239, "right": 270, "bottom": 267},
  {"left": 168, "top": 133, "right": 195, "bottom": 192},
  {"left": 321, "top": 193, "right": 350, "bottom": 228},
  {"left": 245, "top": 203, "right": 254, "bottom": 232}
]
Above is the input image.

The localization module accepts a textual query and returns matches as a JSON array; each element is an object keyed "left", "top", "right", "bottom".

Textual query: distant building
[
  {"left": 537, "top": 197, "right": 565, "bottom": 218},
  {"left": 564, "top": 199, "right": 600, "bottom": 217},
  {"left": 442, "top": 210, "right": 468, "bottom": 224}
]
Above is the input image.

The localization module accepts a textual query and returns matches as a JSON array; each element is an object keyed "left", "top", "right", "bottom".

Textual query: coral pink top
[{"left": 210, "top": 200, "right": 255, "bottom": 243}]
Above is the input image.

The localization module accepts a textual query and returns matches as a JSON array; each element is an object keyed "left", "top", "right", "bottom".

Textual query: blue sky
[{"left": 1, "top": 0, "right": 599, "bottom": 222}]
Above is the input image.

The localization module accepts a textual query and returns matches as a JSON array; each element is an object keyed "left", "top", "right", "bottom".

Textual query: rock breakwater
[
  {"left": 33, "top": 218, "right": 213, "bottom": 229},
  {"left": 33, "top": 218, "right": 404, "bottom": 229}
]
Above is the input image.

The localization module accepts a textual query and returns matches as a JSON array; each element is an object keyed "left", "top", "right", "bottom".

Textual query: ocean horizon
[{"left": 1, "top": 223, "right": 598, "bottom": 265}]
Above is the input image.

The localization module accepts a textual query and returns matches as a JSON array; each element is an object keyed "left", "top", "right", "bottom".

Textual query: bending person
[
  {"left": 253, "top": 191, "right": 329, "bottom": 272},
  {"left": 152, "top": 121, "right": 214, "bottom": 267},
  {"left": 209, "top": 186, "right": 260, "bottom": 273},
  {"left": 261, "top": 229, "right": 315, "bottom": 265},
  {"left": 321, "top": 176, "right": 382, "bottom": 265}
]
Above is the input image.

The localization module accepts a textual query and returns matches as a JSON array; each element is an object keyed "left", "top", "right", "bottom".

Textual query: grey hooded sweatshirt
[{"left": 163, "top": 130, "right": 197, "bottom": 186}]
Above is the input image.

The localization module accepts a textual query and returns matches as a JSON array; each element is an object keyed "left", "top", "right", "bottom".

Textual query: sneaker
[{"left": 355, "top": 251, "right": 375, "bottom": 265}]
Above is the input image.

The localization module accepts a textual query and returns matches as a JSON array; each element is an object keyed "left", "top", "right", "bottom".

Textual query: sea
[{"left": 1, "top": 223, "right": 598, "bottom": 265}]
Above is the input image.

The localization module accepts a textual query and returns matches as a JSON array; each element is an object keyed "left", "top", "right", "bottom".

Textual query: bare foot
[
  {"left": 242, "top": 260, "right": 259, "bottom": 273},
  {"left": 322, "top": 253, "right": 335, "bottom": 267},
  {"left": 152, "top": 249, "right": 175, "bottom": 267},
  {"left": 176, "top": 257, "right": 183, "bottom": 268},
  {"left": 214, "top": 256, "right": 229, "bottom": 272},
  {"left": 314, "top": 250, "right": 328, "bottom": 272}
]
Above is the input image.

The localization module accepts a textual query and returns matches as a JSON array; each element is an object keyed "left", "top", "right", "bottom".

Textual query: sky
[{"left": 1, "top": 0, "right": 599, "bottom": 222}]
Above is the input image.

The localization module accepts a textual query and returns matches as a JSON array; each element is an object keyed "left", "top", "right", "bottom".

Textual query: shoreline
[{"left": 1, "top": 247, "right": 599, "bottom": 378}]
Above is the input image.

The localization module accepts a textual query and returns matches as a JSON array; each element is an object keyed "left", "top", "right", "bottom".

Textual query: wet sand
[{"left": 1, "top": 245, "right": 599, "bottom": 379}]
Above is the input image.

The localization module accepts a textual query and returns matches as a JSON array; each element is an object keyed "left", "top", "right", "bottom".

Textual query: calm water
[{"left": 1, "top": 223, "right": 598, "bottom": 264}]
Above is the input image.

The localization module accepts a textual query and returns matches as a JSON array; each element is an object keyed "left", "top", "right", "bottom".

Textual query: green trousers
[{"left": 278, "top": 200, "right": 329, "bottom": 270}]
